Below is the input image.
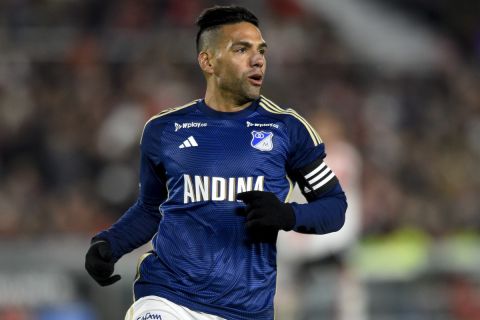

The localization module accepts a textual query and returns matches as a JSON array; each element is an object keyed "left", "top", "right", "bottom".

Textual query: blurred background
[{"left": 1, "top": 0, "right": 480, "bottom": 319}]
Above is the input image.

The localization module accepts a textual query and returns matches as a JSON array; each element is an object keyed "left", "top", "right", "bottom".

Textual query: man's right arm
[
  {"left": 85, "top": 121, "right": 167, "bottom": 285},
  {"left": 93, "top": 193, "right": 163, "bottom": 262},
  {"left": 85, "top": 193, "right": 162, "bottom": 286}
]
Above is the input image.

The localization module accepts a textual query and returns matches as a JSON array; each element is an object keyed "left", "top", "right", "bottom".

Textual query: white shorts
[{"left": 125, "top": 296, "right": 226, "bottom": 320}]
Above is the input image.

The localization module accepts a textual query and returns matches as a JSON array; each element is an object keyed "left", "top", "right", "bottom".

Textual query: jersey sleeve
[
  {"left": 286, "top": 116, "right": 338, "bottom": 201},
  {"left": 94, "top": 120, "right": 167, "bottom": 261},
  {"left": 138, "top": 119, "right": 168, "bottom": 206},
  {"left": 286, "top": 115, "right": 347, "bottom": 234}
]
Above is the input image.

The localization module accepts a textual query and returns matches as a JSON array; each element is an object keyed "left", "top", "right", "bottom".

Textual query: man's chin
[{"left": 246, "top": 89, "right": 261, "bottom": 100}]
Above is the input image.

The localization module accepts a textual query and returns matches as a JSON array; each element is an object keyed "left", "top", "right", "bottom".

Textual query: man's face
[{"left": 211, "top": 22, "right": 267, "bottom": 102}]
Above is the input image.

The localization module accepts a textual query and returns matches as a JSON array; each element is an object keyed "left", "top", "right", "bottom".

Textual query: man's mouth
[{"left": 248, "top": 74, "right": 263, "bottom": 86}]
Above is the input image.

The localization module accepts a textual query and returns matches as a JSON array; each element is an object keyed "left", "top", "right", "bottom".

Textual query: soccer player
[{"left": 85, "top": 5, "right": 347, "bottom": 320}]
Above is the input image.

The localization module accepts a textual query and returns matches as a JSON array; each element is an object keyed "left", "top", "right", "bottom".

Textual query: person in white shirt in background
[{"left": 276, "top": 110, "right": 365, "bottom": 320}]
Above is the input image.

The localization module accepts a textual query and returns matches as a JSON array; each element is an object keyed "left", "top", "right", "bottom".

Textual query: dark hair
[{"left": 196, "top": 5, "right": 259, "bottom": 52}]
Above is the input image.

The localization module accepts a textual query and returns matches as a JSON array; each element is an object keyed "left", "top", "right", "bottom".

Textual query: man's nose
[{"left": 251, "top": 53, "right": 265, "bottom": 68}]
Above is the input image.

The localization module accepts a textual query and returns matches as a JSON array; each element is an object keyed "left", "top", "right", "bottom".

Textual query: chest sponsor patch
[
  {"left": 174, "top": 122, "right": 207, "bottom": 132},
  {"left": 246, "top": 121, "right": 279, "bottom": 129}
]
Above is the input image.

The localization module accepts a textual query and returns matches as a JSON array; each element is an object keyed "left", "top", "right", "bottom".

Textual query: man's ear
[{"left": 198, "top": 51, "right": 214, "bottom": 74}]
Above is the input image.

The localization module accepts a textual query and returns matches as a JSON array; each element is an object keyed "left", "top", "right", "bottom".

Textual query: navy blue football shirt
[{"left": 96, "top": 96, "right": 347, "bottom": 320}]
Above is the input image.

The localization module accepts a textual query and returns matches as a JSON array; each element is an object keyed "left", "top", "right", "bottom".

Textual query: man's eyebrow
[{"left": 232, "top": 41, "right": 268, "bottom": 48}]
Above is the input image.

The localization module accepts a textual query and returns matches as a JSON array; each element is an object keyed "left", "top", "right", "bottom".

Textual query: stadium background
[{"left": 1, "top": 0, "right": 479, "bottom": 319}]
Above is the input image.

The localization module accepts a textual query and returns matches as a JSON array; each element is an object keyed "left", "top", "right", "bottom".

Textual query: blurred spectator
[{"left": 276, "top": 110, "right": 364, "bottom": 319}]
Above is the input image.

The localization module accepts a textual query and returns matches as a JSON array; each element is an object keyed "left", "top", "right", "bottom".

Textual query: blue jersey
[{"left": 97, "top": 96, "right": 347, "bottom": 320}]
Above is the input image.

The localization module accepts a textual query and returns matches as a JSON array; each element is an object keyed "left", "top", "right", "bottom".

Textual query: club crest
[{"left": 250, "top": 131, "right": 273, "bottom": 151}]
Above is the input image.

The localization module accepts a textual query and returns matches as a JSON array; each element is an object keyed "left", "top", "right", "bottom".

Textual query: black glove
[
  {"left": 237, "top": 191, "right": 296, "bottom": 243},
  {"left": 85, "top": 239, "right": 121, "bottom": 286}
]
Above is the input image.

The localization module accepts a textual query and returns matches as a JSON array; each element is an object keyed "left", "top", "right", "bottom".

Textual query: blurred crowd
[{"left": 0, "top": 0, "right": 479, "bottom": 240}]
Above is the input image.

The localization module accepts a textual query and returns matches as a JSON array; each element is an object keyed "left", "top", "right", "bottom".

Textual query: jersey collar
[{"left": 197, "top": 98, "right": 259, "bottom": 119}]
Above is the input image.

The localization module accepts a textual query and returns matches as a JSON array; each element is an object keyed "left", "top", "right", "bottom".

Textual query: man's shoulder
[
  {"left": 257, "top": 95, "right": 308, "bottom": 125},
  {"left": 258, "top": 95, "right": 322, "bottom": 145},
  {"left": 140, "top": 99, "right": 199, "bottom": 144},
  {"left": 145, "top": 99, "right": 200, "bottom": 127}
]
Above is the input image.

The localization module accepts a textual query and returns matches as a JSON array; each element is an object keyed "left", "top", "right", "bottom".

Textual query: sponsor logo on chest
[
  {"left": 246, "top": 121, "right": 279, "bottom": 129},
  {"left": 183, "top": 174, "right": 264, "bottom": 204},
  {"left": 174, "top": 122, "right": 207, "bottom": 132}
]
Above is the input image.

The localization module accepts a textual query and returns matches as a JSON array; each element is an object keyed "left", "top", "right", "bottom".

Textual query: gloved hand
[
  {"left": 237, "top": 191, "right": 296, "bottom": 243},
  {"left": 85, "top": 239, "right": 121, "bottom": 286}
]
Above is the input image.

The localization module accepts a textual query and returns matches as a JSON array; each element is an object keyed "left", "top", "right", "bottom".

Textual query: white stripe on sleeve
[
  {"left": 312, "top": 172, "right": 336, "bottom": 190},
  {"left": 304, "top": 162, "right": 326, "bottom": 179}
]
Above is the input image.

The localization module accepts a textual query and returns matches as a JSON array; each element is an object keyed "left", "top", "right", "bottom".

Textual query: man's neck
[{"left": 204, "top": 87, "right": 253, "bottom": 112}]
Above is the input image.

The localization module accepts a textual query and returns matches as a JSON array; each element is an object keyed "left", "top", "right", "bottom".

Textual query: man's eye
[
  {"left": 259, "top": 49, "right": 266, "bottom": 55},
  {"left": 235, "top": 47, "right": 246, "bottom": 53}
]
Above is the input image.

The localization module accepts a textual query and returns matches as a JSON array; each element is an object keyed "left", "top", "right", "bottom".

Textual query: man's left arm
[
  {"left": 288, "top": 156, "right": 347, "bottom": 234},
  {"left": 290, "top": 182, "right": 347, "bottom": 234}
]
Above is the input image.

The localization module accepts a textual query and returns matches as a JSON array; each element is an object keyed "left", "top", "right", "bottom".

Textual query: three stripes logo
[
  {"left": 179, "top": 136, "right": 198, "bottom": 148},
  {"left": 303, "top": 161, "right": 336, "bottom": 193}
]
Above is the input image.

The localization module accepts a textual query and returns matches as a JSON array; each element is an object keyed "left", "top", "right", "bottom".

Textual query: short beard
[
  {"left": 220, "top": 79, "right": 260, "bottom": 105},
  {"left": 235, "top": 89, "right": 260, "bottom": 106},
  {"left": 240, "top": 79, "right": 262, "bottom": 102}
]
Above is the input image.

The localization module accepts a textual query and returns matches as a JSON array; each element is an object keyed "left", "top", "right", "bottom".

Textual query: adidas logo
[{"left": 179, "top": 136, "right": 198, "bottom": 148}]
